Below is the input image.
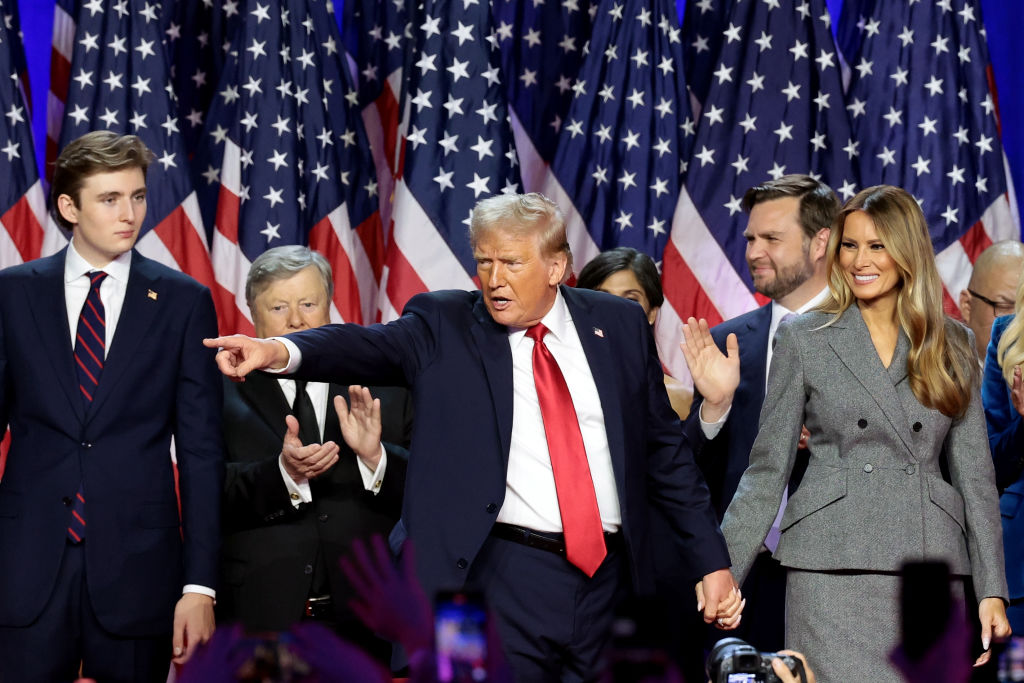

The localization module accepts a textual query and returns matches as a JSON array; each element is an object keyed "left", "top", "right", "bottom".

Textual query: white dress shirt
[
  {"left": 497, "top": 291, "right": 621, "bottom": 533},
  {"left": 64, "top": 239, "right": 214, "bottom": 600},
  {"left": 275, "top": 378, "right": 387, "bottom": 506}
]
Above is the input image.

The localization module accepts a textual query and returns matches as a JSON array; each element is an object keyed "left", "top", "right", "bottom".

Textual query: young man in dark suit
[
  {"left": 0, "top": 131, "right": 222, "bottom": 681},
  {"left": 217, "top": 245, "right": 411, "bottom": 661}
]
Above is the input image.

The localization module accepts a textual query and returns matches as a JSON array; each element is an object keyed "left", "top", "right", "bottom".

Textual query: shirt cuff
[
  {"left": 279, "top": 454, "right": 312, "bottom": 506},
  {"left": 699, "top": 400, "right": 730, "bottom": 440},
  {"left": 183, "top": 585, "right": 216, "bottom": 599},
  {"left": 357, "top": 445, "right": 387, "bottom": 495},
  {"left": 266, "top": 336, "right": 303, "bottom": 374}
]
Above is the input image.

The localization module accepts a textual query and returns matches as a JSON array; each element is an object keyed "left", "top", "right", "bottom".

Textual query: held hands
[
  {"left": 171, "top": 592, "right": 215, "bottom": 665},
  {"left": 281, "top": 414, "right": 340, "bottom": 482},
  {"left": 202, "top": 335, "right": 290, "bottom": 380},
  {"left": 696, "top": 568, "right": 745, "bottom": 630},
  {"left": 974, "top": 597, "right": 1012, "bottom": 667},
  {"left": 679, "top": 317, "right": 739, "bottom": 422},
  {"left": 334, "top": 386, "right": 383, "bottom": 471}
]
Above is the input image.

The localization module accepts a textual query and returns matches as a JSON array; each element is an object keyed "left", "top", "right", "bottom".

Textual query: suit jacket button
[
  {"left": 857, "top": 419, "right": 867, "bottom": 429},
  {"left": 905, "top": 464, "right": 916, "bottom": 475},
  {"left": 318, "top": 513, "right": 329, "bottom": 523},
  {"left": 863, "top": 463, "right": 874, "bottom": 473},
  {"left": 486, "top": 503, "right": 497, "bottom": 513},
  {"left": 912, "top": 422, "right": 922, "bottom": 432},
  {"left": 80, "top": 442, "right": 92, "bottom": 448},
  {"left": 304, "top": 564, "right": 313, "bottom": 575},
  {"left": 457, "top": 558, "right": 468, "bottom": 569},
  {"left": 62, "top": 497, "right": 72, "bottom": 506}
]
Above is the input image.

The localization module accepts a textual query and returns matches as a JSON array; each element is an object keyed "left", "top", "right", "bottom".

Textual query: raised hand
[
  {"left": 281, "top": 414, "right": 339, "bottom": 482},
  {"left": 680, "top": 317, "right": 739, "bottom": 418},
  {"left": 334, "top": 387, "right": 383, "bottom": 470},
  {"left": 202, "top": 335, "right": 290, "bottom": 380}
]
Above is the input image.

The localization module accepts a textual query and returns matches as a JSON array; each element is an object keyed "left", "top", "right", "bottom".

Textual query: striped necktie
[{"left": 68, "top": 270, "right": 108, "bottom": 543}]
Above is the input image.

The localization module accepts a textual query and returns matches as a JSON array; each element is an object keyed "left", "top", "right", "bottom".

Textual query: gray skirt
[{"left": 785, "top": 568, "right": 965, "bottom": 683}]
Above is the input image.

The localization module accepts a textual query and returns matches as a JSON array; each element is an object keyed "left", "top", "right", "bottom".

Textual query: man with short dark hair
[
  {"left": 218, "top": 245, "right": 411, "bottom": 662},
  {"left": 205, "top": 192, "right": 741, "bottom": 681},
  {"left": 682, "top": 174, "right": 839, "bottom": 652},
  {"left": 0, "top": 131, "right": 223, "bottom": 681}
]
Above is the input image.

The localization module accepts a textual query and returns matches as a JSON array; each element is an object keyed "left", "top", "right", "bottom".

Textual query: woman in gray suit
[{"left": 720, "top": 185, "right": 1010, "bottom": 681}]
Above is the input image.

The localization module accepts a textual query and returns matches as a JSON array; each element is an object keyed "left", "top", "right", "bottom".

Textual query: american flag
[
  {"left": 838, "top": 0, "right": 1018, "bottom": 313},
  {"left": 661, "top": 0, "right": 857, "bottom": 378},
  {"left": 0, "top": 0, "right": 51, "bottom": 269},
  {"left": 55, "top": 0, "right": 221, "bottom": 323},
  {"left": 681, "top": 0, "right": 733, "bottom": 107},
  {"left": 372, "top": 0, "right": 521, "bottom": 320},
  {"left": 47, "top": 0, "right": 75, "bottom": 183},
  {"left": 194, "top": 0, "right": 384, "bottom": 333},
  {"left": 165, "top": 0, "right": 243, "bottom": 157},
  {"left": 546, "top": 0, "right": 695, "bottom": 368}
]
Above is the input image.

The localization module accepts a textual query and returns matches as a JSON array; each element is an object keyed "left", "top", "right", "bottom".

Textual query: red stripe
[
  {"left": 661, "top": 241, "right": 724, "bottom": 327},
  {"left": 75, "top": 355, "right": 99, "bottom": 385},
  {"left": 75, "top": 336, "right": 103, "bottom": 369},
  {"left": 309, "top": 214, "right": 364, "bottom": 324},
  {"left": 67, "top": 528, "right": 81, "bottom": 542},
  {"left": 215, "top": 185, "right": 240, "bottom": 243},
  {"left": 86, "top": 298, "right": 105, "bottom": 326},
  {"left": 77, "top": 492, "right": 85, "bottom": 503},
  {"left": 81, "top": 316, "right": 104, "bottom": 346},
  {"left": 376, "top": 84, "right": 401, "bottom": 175},
  {"left": 958, "top": 220, "right": 992, "bottom": 264},
  {"left": 72, "top": 510, "right": 85, "bottom": 525},
  {"left": 48, "top": 49, "right": 70, "bottom": 102},
  {"left": 2, "top": 193, "right": 45, "bottom": 264},
  {"left": 0, "top": 429, "right": 9, "bottom": 481},
  {"left": 79, "top": 385, "right": 93, "bottom": 401},
  {"left": 383, "top": 241, "right": 429, "bottom": 318}
]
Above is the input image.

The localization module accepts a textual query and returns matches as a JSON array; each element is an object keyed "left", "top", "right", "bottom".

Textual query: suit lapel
[
  {"left": 88, "top": 253, "right": 162, "bottom": 420},
  {"left": 323, "top": 384, "right": 345, "bottom": 445},
  {"left": 741, "top": 304, "right": 772, "bottom": 402},
  {"left": 469, "top": 296, "right": 515, "bottom": 466},
  {"left": 562, "top": 287, "right": 626, "bottom": 493},
  {"left": 828, "top": 306, "right": 915, "bottom": 456},
  {"left": 238, "top": 371, "right": 294, "bottom": 438},
  {"left": 27, "top": 249, "right": 85, "bottom": 423}
]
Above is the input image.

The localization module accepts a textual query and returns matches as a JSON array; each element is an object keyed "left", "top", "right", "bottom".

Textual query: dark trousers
[
  {"left": 468, "top": 535, "right": 626, "bottom": 683},
  {"left": 0, "top": 542, "right": 171, "bottom": 683}
]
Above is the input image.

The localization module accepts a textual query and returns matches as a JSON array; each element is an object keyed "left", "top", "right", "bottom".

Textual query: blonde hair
[
  {"left": 996, "top": 268, "right": 1024, "bottom": 386},
  {"left": 819, "top": 185, "right": 977, "bottom": 418}
]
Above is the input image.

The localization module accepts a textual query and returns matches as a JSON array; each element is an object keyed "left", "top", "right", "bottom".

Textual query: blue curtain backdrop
[{"left": 15, "top": 0, "right": 1024, "bottom": 237}]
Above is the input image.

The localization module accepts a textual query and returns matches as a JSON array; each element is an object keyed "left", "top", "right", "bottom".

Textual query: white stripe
[
  {"left": 654, "top": 300, "right": 693, "bottom": 388},
  {"left": 508, "top": 108, "right": 599, "bottom": 274},
  {"left": 390, "top": 179, "right": 476, "bottom": 293},
  {"left": 669, "top": 188, "right": 758, "bottom": 321},
  {"left": 181, "top": 192, "right": 211, "bottom": 250},
  {"left": 0, "top": 217, "right": 23, "bottom": 267},
  {"left": 210, "top": 228, "right": 253, "bottom": 325},
  {"left": 42, "top": 215, "right": 69, "bottom": 257},
  {"left": 51, "top": 5, "right": 75, "bottom": 61},
  {"left": 376, "top": 265, "right": 401, "bottom": 322},
  {"left": 326, "top": 201, "right": 380, "bottom": 323}
]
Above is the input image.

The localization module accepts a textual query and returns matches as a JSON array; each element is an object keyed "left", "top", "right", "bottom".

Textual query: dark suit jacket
[
  {"left": 0, "top": 248, "right": 223, "bottom": 635},
  {"left": 218, "top": 371, "right": 411, "bottom": 630},
  {"left": 683, "top": 304, "right": 808, "bottom": 519},
  {"left": 981, "top": 314, "right": 1024, "bottom": 602},
  {"left": 284, "top": 286, "right": 729, "bottom": 599}
]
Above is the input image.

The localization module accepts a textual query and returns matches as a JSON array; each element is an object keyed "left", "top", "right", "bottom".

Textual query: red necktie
[
  {"left": 68, "top": 270, "right": 107, "bottom": 543},
  {"left": 526, "top": 324, "right": 606, "bottom": 577}
]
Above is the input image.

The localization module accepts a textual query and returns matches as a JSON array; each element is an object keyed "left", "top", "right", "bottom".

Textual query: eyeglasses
[{"left": 968, "top": 288, "right": 1016, "bottom": 317}]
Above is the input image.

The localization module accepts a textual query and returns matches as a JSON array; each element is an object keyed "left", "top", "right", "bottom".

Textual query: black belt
[
  {"left": 303, "top": 595, "right": 334, "bottom": 620},
  {"left": 490, "top": 522, "right": 622, "bottom": 556}
]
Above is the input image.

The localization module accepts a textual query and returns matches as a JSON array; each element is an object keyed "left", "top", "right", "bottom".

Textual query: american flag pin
[
  {"left": 147, "top": 289, "right": 158, "bottom": 300},
  {"left": 593, "top": 327, "right": 604, "bottom": 338}
]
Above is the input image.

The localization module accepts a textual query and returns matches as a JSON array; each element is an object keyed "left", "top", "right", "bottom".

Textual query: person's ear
[
  {"left": 811, "top": 227, "right": 830, "bottom": 261},
  {"left": 958, "top": 289, "right": 972, "bottom": 323},
  {"left": 646, "top": 305, "right": 660, "bottom": 326},
  {"left": 57, "top": 194, "right": 79, "bottom": 226}
]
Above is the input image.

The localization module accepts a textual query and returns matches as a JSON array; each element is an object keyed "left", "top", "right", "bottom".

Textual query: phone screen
[
  {"left": 435, "top": 591, "right": 488, "bottom": 683},
  {"left": 726, "top": 675, "right": 760, "bottom": 683}
]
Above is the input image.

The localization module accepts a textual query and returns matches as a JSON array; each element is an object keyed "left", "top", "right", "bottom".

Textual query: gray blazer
[{"left": 721, "top": 305, "right": 1008, "bottom": 602}]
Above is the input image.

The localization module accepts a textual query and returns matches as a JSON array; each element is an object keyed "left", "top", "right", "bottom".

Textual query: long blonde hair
[
  {"left": 818, "top": 185, "right": 978, "bottom": 418},
  {"left": 996, "top": 271, "right": 1024, "bottom": 386}
]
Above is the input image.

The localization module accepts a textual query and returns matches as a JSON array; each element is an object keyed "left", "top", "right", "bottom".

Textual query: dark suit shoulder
[
  {"left": 0, "top": 251, "right": 64, "bottom": 283},
  {"left": 131, "top": 251, "right": 210, "bottom": 294},
  {"left": 711, "top": 304, "right": 771, "bottom": 338}
]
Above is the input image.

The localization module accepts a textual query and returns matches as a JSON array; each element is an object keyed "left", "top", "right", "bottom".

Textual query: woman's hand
[{"left": 974, "top": 596, "right": 1012, "bottom": 667}]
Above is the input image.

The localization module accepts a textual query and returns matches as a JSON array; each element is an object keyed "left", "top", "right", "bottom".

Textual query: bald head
[{"left": 960, "top": 240, "right": 1024, "bottom": 359}]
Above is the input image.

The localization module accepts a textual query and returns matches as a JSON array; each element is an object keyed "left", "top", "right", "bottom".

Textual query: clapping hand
[
  {"left": 280, "top": 414, "right": 339, "bottom": 482},
  {"left": 334, "top": 386, "right": 383, "bottom": 470},
  {"left": 680, "top": 317, "right": 739, "bottom": 422}
]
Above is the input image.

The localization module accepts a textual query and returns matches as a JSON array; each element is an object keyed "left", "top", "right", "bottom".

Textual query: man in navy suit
[
  {"left": 207, "top": 192, "right": 741, "bottom": 681},
  {"left": 0, "top": 132, "right": 223, "bottom": 681},
  {"left": 682, "top": 174, "right": 838, "bottom": 652}
]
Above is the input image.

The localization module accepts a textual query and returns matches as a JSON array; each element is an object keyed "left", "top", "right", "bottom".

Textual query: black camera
[{"left": 706, "top": 637, "right": 806, "bottom": 683}]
